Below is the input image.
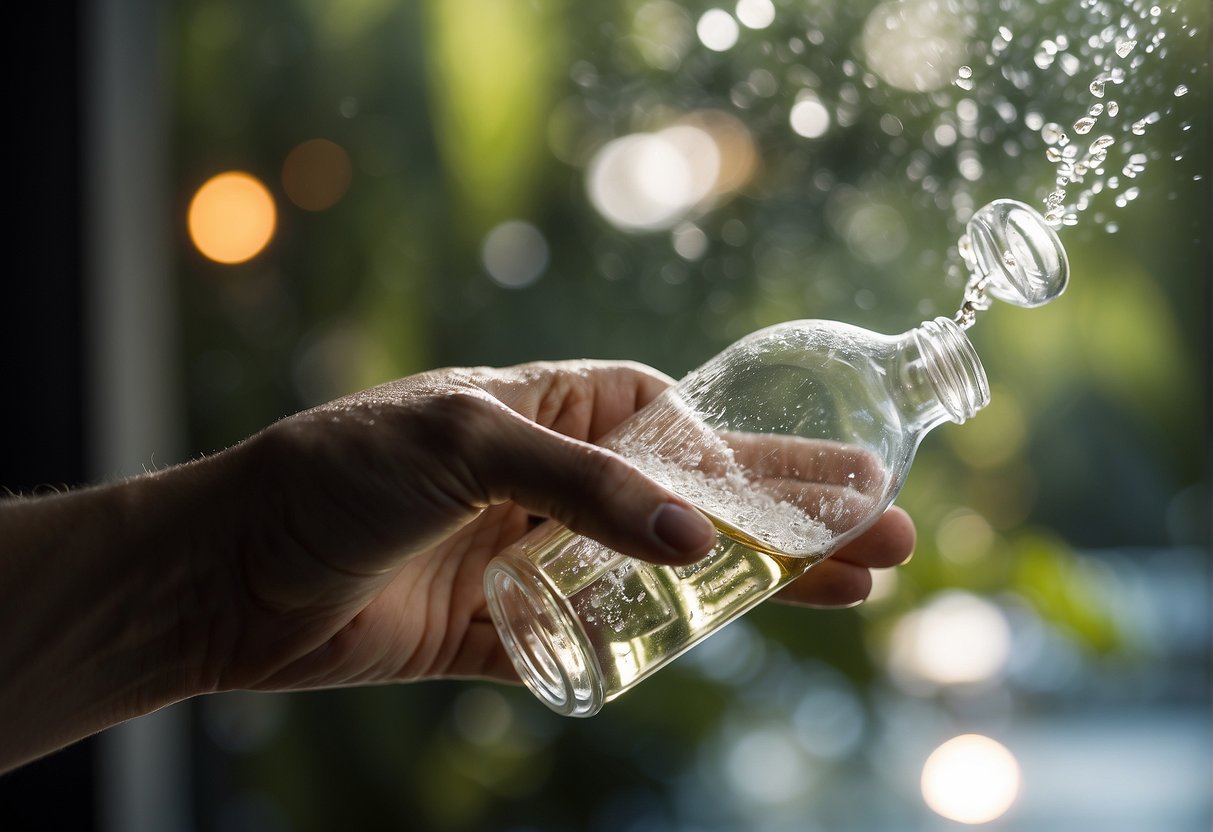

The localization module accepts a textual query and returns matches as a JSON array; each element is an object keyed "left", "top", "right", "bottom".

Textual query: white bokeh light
[
  {"left": 888, "top": 591, "right": 1012, "bottom": 686},
  {"left": 789, "top": 97, "right": 831, "bottom": 138},
  {"left": 586, "top": 126, "right": 720, "bottom": 231},
  {"left": 725, "top": 727, "right": 808, "bottom": 805},
  {"left": 481, "top": 220, "right": 549, "bottom": 288},
  {"left": 697, "top": 9, "right": 740, "bottom": 51},
  {"left": 921, "top": 734, "right": 1021, "bottom": 824},
  {"left": 862, "top": 0, "right": 968, "bottom": 92},
  {"left": 735, "top": 0, "right": 775, "bottom": 29}
]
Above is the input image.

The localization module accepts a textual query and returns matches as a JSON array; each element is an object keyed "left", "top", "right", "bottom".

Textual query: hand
[
  {"left": 0, "top": 360, "right": 914, "bottom": 772},
  {"left": 197, "top": 360, "right": 914, "bottom": 693}
]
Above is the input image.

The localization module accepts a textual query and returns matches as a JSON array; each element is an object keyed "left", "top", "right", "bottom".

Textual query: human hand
[
  {"left": 195, "top": 360, "right": 914, "bottom": 694},
  {"left": 0, "top": 360, "right": 913, "bottom": 771}
]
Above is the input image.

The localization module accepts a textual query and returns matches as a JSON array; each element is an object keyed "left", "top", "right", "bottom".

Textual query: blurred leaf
[
  {"left": 1011, "top": 532, "right": 1126, "bottom": 654},
  {"left": 424, "top": 0, "right": 567, "bottom": 232}
]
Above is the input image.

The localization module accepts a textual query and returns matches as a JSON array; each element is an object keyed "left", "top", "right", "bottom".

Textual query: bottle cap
[{"left": 965, "top": 199, "right": 1069, "bottom": 308}]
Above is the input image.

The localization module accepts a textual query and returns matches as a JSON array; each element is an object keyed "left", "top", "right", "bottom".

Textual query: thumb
[{"left": 461, "top": 396, "right": 716, "bottom": 564}]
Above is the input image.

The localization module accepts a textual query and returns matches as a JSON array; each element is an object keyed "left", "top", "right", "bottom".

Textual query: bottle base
[{"left": 483, "top": 554, "right": 605, "bottom": 717}]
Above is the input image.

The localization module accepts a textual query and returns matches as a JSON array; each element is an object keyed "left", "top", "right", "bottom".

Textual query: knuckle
[{"left": 575, "top": 447, "right": 637, "bottom": 503}]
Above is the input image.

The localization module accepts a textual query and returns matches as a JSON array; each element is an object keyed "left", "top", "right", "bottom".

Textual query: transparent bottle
[{"left": 483, "top": 200, "right": 1068, "bottom": 717}]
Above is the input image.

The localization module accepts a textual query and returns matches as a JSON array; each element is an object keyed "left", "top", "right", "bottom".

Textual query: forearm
[{"left": 0, "top": 458, "right": 235, "bottom": 773}]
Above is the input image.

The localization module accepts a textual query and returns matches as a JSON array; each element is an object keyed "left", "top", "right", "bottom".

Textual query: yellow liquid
[{"left": 520, "top": 518, "right": 823, "bottom": 700}]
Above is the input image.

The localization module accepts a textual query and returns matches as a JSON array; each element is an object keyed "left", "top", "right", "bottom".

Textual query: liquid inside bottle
[{"left": 485, "top": 314, "right": 988, "bottom": 717}]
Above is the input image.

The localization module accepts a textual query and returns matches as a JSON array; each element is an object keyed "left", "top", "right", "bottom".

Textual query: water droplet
[
  {"left": 1089, "top": 78, "right": 1106, "bottom": 98},
  {"left": 958, "top": 65, "right": 973, "bottom": 79},
  {"left": 1062, "top": 213, "right": 1079, "bottom": 226},
  {"left": 955, "top": 77, "right": 974, "bottom": 91},
  {"left": 1073, "top": 116, "right": 1097, "bottom": 135},
  {"left": 1058, "top": 54, "right": 1081, "bottom": 76},
  {"left": 1090, "top": 135, "right": 1115, "bottom": 151},
  {"left": 1002, "top": 250, "right": 1017, "bottom": 268},
  {"left": 1131, "top": 119, "right": 1147, "bottom": 135},
  {"left": 1044, "top": 211, "right": 1062, "bottom": 227},
  {"left": 1033, "top": 50, "right": 1056, "bottom": 70},
  {"left": 1174, "top": 84, "right": 1189, "bottom": 97},
  {"left": 1106, "top": 221, "right": 1119, "bottom": 233},
  {"left": 1088, "top": 103, "right": 1104, "bottom": 116},
  {"left": 1045, "top": 147, "right": 1062, "bottom": 162},
  {"left": 1106, "top": 101, "right": 1120, "bottom": 116},
  {"left": 1041, "top": 123, "right": 1066, "bottom": 144},
  {"left": 1115, "top": 39, "right": 1137, "bottom": 57}
]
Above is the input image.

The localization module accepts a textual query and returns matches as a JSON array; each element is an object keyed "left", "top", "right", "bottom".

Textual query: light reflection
[
  {"left": 451, "top": 686, "right": 514, "bottom": 746},
  {"left": 697, "top": 9, "right": 739, "bottom": 52},
  {"left": 632, "top": 1, "right": 693, "bottom": 71},
  {"left": 187, "top": 171, "right": 277, "bottom": 264},
  {"left": 586, "top": 119, "right": 740, "bottom": 232},
  {"left": 862, "top": 0, "right": 968, "bottom": 92},
  {"left": 789, "top": 96, "right": 831, "bottom": 139},
  {"left": 672, "top": 222, "right": 709, "bottom": 260},
  {"left": 921, "top": 734, "right": 1021, "bottom": 824},
  {"left": 724, "top": 727, "right": 809, "bottom": 804},
  {"left": 281, "top": 138, "right": 352, "bottom": 211},
  {"left": 482, "top": 220, "right": 550, "bottom": 288},
  {"left": 936, "top": 508, "right": 995, "bottom": 564},
  {"left": 735, "top": 0, "right": 775, "bottom": 30},
  {"left": 888, "top": 591, "right": 1012, "bottom": 686}
]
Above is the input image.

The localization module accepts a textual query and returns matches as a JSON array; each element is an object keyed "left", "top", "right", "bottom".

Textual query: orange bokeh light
[
  {"left": 281, "top": 138, "right": 352, "bottom": 211},
  {"left": 187, "top": 171, "right": 277, "bottom": 264}
]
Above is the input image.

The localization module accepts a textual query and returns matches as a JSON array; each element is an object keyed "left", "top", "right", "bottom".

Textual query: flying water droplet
[
  {"left": 1041, "top": 123, "right": 1066, "bottom": 145},
  {"left": 1106, "top": 101, "right": 1120, "bottom": 116},
  {"left": 1073, "top": 116, "right": 1097, "bottom": 134},
  {"left": 1115, "top": 39, "right": 1137, "bottom": 57},
  {"left": 1088, "top": 103, "right": 1104, "bottom": 116},
  {"left": 1089, "top": 78, "right": 1106, "bottom": 98},
  {"left": 1173, "top": 84, "right": 1189, "bottom": 96}
]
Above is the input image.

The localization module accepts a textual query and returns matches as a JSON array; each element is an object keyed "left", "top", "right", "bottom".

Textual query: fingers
[
  {"left": 474, "top": 360, "right": 676, "bottom": 442},
  {"left": 461, "top": 395, "right": 716, "bottom": 565},
  {"left": 774, "top": 507, "right": 915, "bottom": 607}
]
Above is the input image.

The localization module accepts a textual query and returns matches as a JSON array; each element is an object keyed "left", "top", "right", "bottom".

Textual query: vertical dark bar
[{"left": 0, "top": 3, "right": 97, "bottom": 831}]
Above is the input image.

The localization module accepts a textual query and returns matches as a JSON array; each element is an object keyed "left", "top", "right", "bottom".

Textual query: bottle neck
[{"left": 895, "top": 317, "right": 990, "bottom": 431}]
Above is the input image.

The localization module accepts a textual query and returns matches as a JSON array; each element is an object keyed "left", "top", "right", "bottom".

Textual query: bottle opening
[
  {"left": 914, "top": 317, "right": 991, "bottom": 423},
  {"left": 483, "top": 556, "right": 604, "bottom": 717}
]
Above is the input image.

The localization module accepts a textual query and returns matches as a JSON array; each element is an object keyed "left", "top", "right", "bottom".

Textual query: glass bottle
[{"left": 483, "top": 199, "right": 1068, "bottom": 717}]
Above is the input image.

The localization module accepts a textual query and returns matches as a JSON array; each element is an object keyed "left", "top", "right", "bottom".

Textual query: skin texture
[{"left": 0, "top": 360, "right": 914, "bottom": 773}]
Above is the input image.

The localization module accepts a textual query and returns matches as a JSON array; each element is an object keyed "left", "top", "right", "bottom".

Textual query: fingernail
[{"left": 651, "top": 503, "right": 715, "bottom": 556}]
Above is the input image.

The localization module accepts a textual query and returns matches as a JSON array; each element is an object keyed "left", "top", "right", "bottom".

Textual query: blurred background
[{"left": 3, "top": 0, "right": 1209, "bottom": 829}]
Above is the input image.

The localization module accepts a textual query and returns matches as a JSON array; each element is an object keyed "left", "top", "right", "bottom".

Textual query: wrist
[{"left": 0, "top": 453, "right": 243, "bottom": 771}]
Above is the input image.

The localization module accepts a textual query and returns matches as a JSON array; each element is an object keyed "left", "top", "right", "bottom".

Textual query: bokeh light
[
  {"left": 586, "top": 128, "right": 718, "bottom": 231},
  {"left": 735, "top": 0, "right": 775, "bottom": 30},
  {"left": 789, "top": 96, "right": 831, "bottom": 139},
  {"left": 187, "top": 171, "right": 277, "bottom": 264},
  {"left": 281, "top": 138, "right": 353, "bottom": 211},
  {"left": 724, "top": 727, "right": 809, "bottom": 805},
  {"left": 481, "top": 220, "right": 550, "bottom": 288},
  {"left": 862, "top": 0, "right": 969, "bottom": 92},
  {"left": 697, "top": 9, "right": 739, "bottom": 52},
  {"left": 888, "top": 591, "right": 1012, "bottom": 687},
  {"left": 921, "top": 734, "right": 1021, "bottom": 824}
]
